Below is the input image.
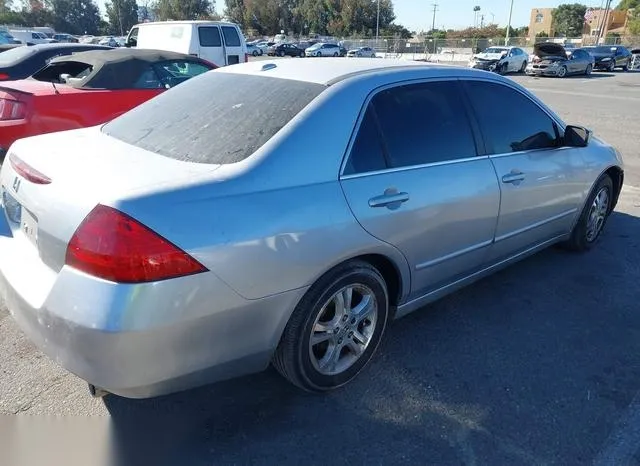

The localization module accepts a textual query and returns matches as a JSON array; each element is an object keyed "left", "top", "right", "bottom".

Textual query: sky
[{"left": 94, "top": 0, "right": 615, "bottom": 32}]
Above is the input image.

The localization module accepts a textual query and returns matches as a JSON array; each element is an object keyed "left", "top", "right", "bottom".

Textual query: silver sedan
[{"left": 0, "top": 59, "right": 624, "bottom": 399}]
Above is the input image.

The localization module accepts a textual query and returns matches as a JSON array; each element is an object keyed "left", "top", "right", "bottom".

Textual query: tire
[
  {"left": 585, "top": 64, "right": 593, "bottom": 76},
  {"left": 299, "top": 51, "right": 304, "bottom": 57},
  {"left": 333, "top": 52, "right": 339, "bottom": 57},
  {"left": 608, "top": 60, "right": 616, "bottom": 72},
  {"left": 252, "top": 50, "right": 259, "bottom": 56},
  {"left": 557, "top": 65, "right": 567, "bottom": 78},
  {"left": 520, "top": 60, "right": 527, "bottom": 73},
  {"left": 278, "top": 50, "right": 285, "bottom": 57},
  {"left": 499, "top": 63, "right": 508, "bottom": 74},
  {"left": 273, "top": 260, "right": 389, "bottom": 392},
  {"left": 623, "top": 59, "right": 630, "bottom": 72},
  {"left": 563, "top": 174, "right": 614, "bottom": 252},
  {"left": 316, "top": 51, "right": 322, "bottom": 57}
]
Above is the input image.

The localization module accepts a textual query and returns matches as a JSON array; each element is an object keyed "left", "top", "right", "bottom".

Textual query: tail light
[
  {"left": 9, "top": 153, "right": 52, "bottom": 185},
  {"left": 0, "top": 73, "right": 9, "bottom": 80},
  {"left": 0, "top": 98, "right": 26, "bottom": 120},
  {"left": 65, "top": 205, "right": 208, "bottom": 283}
]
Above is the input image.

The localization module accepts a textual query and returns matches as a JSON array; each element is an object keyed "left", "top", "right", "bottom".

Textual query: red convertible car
[{"left": 0, "top": 48, "right": 216, "bottom": 160}]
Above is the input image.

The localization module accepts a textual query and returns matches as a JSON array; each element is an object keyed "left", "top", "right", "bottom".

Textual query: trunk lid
[
  {"left": 1, "top": 126, "right": 220, "bottom": 273},
  {"left": 0, "top": 79, "right": 62, "bottom": 96}
]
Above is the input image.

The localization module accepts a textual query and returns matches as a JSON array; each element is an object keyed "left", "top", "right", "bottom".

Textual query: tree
[
  {"left": 106, "top": 0, "right": 138, "bottom": 35},
  {"left": 50, "top": 0, "right": 102, "bottom": 35},
  {"left": 0, "top": 0, "right": 12, "bottom": 14},
  {"left": 153, "top": 0, "right": 214, "bottom": 20},
  {"left": 615, "top": 0, "right": 639, "bottom": 10},
  {"left": 552, "top": 3, "right": 587, "bottom": 37}
]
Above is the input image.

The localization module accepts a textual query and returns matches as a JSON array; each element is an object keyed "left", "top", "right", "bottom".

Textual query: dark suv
[{"left": 583, "top": 45, "right": 633, "bottom": 71}]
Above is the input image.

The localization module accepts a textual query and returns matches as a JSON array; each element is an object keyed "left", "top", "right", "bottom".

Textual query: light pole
[{"left": 505, "top": 0, "right": 515, "bottom": 46}]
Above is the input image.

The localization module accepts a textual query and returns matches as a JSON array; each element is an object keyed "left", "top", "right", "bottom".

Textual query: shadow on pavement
[{"left": 104, "top": 211, "right": 640, "bottom": 466}]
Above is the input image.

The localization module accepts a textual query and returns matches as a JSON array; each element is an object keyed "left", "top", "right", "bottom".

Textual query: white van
[
  {"left": 8, "top": 29, "right": 54, "bottom": 45},
  {"left": 126, "top": 21, "right": 248, "bottom": 67}
]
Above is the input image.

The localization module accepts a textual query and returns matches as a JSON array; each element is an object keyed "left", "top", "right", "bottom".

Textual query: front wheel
[
  {"left": 278, "top": 50, "right": 285, "bottom": 57},
  {"left": 333, "top": 52, "right": 339, "bottom": 57},
  {"left": 520, "top": 60, "right": 527, "bottom": 73},
  {"left": 608, "top": 60, "right": 616, "bottom": 72},
  {"left": 585, "top": 63, "right": 593, "bottom": 76},
  {"left": 557, "top": 65, "right": 567, "bottom": 78},
  {"left": 563, "top": 174, "right": 613, "bottom": 251},
  {"left": 622, "top": 59, "right": 631, "bottom": 72},
  {"left": 316, "top": 51, "right": 322, "bottom": 57},
  {"left": 273, "top": 261, "right": 389, "bottom": 392},
  {"left": 252, "top": 50, "right": 259, "bottom": 56}
]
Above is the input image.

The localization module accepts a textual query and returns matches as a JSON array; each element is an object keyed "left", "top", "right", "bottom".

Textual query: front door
[
  {"left": 340, "top": 79, "right": 501, "bottom": 299},
  {"left": 462, "top": 79, "right": 585, "bottom": 262}
]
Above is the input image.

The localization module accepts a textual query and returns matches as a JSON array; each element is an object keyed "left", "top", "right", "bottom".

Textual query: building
[
  {"left": 528, "top": 7, "right": 632, "bottom": 42},
  {"left": 529, "top": 8, "right": 555, "bottom": 40}
]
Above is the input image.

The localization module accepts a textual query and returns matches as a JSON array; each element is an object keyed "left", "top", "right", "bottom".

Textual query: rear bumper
[{"left": 0, "top": 223, "right": 306, "bottom": 398}]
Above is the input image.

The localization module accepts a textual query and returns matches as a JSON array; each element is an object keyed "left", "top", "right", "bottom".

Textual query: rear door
[
  {"left": 220, "top": 25, "right": 245, "bottom": 65},
  {"left": 197, "top": 25, "right": 225, "bottom": 66},
  {"left": 462, "top": 79, "right": 586, "bottom": 263},
  {"left": 340, "top": 79, "right": 501, "bottom": 300}
]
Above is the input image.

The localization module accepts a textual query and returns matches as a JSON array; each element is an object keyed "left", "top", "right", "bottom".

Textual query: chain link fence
[{"left": 334, "top": 36, "right": 640, "bottom": 62}]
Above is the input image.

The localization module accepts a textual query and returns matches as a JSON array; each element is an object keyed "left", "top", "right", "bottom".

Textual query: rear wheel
[
  {"left": 278, "top": 50, "right": 285, "bottom": 57},
  {"left": 333, "top": 52, "right": 339, "bottom": 57},
  {"left": 622, "top": 59, "right": 631, "bottom": 71},
  {"left": 252, "top": 50, "right": 259, "bottom": 56},
  {"left": 608, "top": 60, "right": 616, "bottom": 72},
  {"left": 585, "top": 63, "right": 593, "bottom": 76},
  {"left": 520, "top": 60, "right": 527, "bottom": 73},
  {"left": 273, "top": 261, "right": 389, "bottom": 392},
  {"left": 563, "top": 174, "right": 613, "bottom": 251},
  {"left": 316, "top": 51, "right": 322, "bottom": 57}
]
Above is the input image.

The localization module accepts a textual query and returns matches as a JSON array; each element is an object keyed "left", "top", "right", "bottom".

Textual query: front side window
[
  {"left": 464, "top": 81, "right": 558, "bottom": 154},
  {"left": 133, "top": 66, "right": 163, "bottom": 89},
  {"left": 221, "top": 26, "right": 241, "bottom": 47},
  {"left": 199, "top": 26, "right": 222, "bottom": 47},
  {"left": 371, "top": 81, "right": 478, "bottom": 168}
]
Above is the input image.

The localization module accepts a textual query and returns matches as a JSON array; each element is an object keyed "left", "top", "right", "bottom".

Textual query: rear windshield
[
  {"left": 102, "top": 72, "right": 325, "bottom": 164},
  {"left": 0, "top": 45, "right": 36, "bottom": 66},
  {"left": 587, "top": 46, "right": 618, "bottom": 53}
]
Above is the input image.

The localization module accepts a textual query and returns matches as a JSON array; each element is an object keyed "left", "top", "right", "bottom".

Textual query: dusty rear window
[{"left": 102, "top": 72, "right": 325, "bottom": 164}]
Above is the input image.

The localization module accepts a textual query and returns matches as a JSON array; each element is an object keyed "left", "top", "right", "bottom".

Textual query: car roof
[
  {"left": 135, "top": 20, "right": 239, "bottom": 27},
  {"left": 22, "top": 43, "right": 111, "bottom": 52},
  {"left": 47, "top": 48, "right": 208, "bottom": 89},
  {"left": 214, "top": 57, "right": 453, "bottom": 85}
]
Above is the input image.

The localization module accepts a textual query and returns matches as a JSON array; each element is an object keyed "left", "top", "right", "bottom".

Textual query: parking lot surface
[{"left": 1, "top": 67, "right": 639, "bottom": 465}]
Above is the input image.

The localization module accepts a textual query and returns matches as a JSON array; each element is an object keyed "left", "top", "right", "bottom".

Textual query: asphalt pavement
[{"left": 1, "top": 66, "right": 640, "bottom": 466}]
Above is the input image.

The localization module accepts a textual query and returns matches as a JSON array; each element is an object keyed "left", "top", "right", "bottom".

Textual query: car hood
[
  {"left": 533, "top": 43, "right": 567, "bottom": 58},
  {"left": 473, "top": 52, "right": 505, "bottom": 61}
]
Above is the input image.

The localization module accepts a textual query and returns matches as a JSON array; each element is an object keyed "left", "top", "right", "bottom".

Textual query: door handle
[
  {"left": 502, "top": 172, "right": 526, "bottom": 184},
  {"left": 368, "top": 191, "right": 410, "bottom": 208}
]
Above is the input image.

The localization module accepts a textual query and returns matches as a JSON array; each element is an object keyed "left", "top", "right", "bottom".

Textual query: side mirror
[
  {"left": 59, "top": 73, "right": 71, "bottom": 83},
  {"left": 564, "top": 125, "right": 591, "bottom": 147}
]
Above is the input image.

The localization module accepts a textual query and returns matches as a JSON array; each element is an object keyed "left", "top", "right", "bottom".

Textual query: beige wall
[{"left": 529, "top": 8, "right": 554, "bottom": 40}]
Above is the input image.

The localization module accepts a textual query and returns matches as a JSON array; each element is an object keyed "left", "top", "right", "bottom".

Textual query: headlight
[{"left": 601, "top": 57, "right": 611, "bottom": 61}]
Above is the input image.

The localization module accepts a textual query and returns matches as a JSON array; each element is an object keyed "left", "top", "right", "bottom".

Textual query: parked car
[
  {"left": 247, "top": 43, "right": 263, "bottom": 56},
  {"left": 126, "top": 20, "right": 248, "bottom": 67},
  {"left": 582, "top": 45, "right": 633, "bottom": 72},
  {"left": 8, "top": 30, "right": 54, "bottom": 45},
  {"left": 468, "top": 46, "right": 528, "bottom": 74},
  {"left": 0, "top": 48, "right": 215, "bottom": 155},
  {"left": 347, "top": 46, "right": 377, "bottom": 58},
  {"left": 0, "top": 32, "right": 21, "bottom": 45},
  {"left": 53, "top": 33, "right": 79, "bottom": 43},
  {"left": 306, "top": 42, "right": 341, "bottom": 57},
  {"left": 0, "top": 43, "right": 112, "bottom": 81},
  {"left": 98, "top": 36, "right": 120, "bottom": 47},
  {"left": 268, "top": 43, "right": 304, "bottom": 57},
  {"left": 0, "top": 59, "right": 623, "bottom": 399},
  {"left": 526, "top": 43, "right": 595, "bottom": 78}
]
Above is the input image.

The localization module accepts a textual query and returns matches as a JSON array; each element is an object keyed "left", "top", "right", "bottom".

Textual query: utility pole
[
  {"left": 375, "top": 0, "right": 380, "bottom": 44},
  {"left": 431, "top": 3, "right": 438, "bottom": 33},
  {"left": 480, "top": 14, "right": 485, "bottom": 28},
  {"left": 595, "top": 0, "right": 613, "bottom": 45},
  {"left": 505, "top": 0, "right": 515, "bottom": 46}
]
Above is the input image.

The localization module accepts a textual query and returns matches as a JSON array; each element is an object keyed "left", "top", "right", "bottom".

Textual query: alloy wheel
[
  {"left": 309, "top": 285, "right": 378, "bottom": 376},
  {"left": 586, "top": 187, "right": 610, "bottom": 242}
]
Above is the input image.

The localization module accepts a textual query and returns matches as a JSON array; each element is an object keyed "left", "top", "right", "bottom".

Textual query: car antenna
[{"left": 51, "top": 81, "right": 60, "bottom": 95}]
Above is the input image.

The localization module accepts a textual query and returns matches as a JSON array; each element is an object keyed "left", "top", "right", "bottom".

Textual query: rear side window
[
  {"left": 344, "top": 104, "right": 387, "bottom": 175},
  {"left": 199, "top": 27, "right": 221, "bottom": 47},
  {"left": 221, "top": 26, "right": 241, "bottom": 47},
  {"left": 372, "top": 81, "right": 477, "bottom": 168},
  {"left": 102, "top": 73, "right": 325, "bottom": 164}
]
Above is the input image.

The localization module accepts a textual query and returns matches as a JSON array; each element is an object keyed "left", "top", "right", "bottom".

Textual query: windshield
[
  {"left": 585, "top": 46, "right": 617, "bottom": 54},
  {"left": 0, "top": 45, "right": 36, "bottom": 66},
  {"left": 484, "top": 47, "right": 507, "bottom": 54},
  {"left": 102, "top": 72, "right": 325, "bottom": 165},
  {"left": 308, "top": 43, "right": 321, "bottom": 49}
]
